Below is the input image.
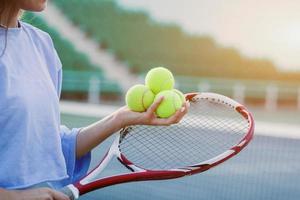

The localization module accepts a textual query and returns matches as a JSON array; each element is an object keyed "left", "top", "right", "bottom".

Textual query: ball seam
[
  {"left": 172, "top": 92, "right": 177, "bottom": 113},
  {"left": 141, "top": 88, "right": 149, "bottom": 111},
  {"left": 160, "top": 77, "right": 174, "bottom": 93}
]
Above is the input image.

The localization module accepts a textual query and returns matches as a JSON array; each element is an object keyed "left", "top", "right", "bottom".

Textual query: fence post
[
  {"left": 198, "top": 82, "right": 211, "bottom": 92},
  {"left": 88, "top": 76, "right": 101, "bottom": 104},
  {"left": 233, "top": 83, "right": 245, "bottom": 104},
  {"left": 265, "top": 84, "right": 278, "bottom": 111}
]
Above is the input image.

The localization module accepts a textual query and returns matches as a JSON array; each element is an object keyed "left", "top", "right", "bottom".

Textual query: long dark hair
[{"left": 0, "top": 0, "right": 20, "bottom": 57}]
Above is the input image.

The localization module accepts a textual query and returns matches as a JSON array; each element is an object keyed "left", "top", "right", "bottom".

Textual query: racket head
[
  {"left": 118, "top": 92, "right": 254, "bottom": 174},
  {"left": 68, "top": 92, "right": 254, "bottom": 198}
]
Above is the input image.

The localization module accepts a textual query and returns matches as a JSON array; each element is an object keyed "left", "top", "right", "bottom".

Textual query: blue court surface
[{"left": 61, "top": 113, "right": 300, "bottom": 200}]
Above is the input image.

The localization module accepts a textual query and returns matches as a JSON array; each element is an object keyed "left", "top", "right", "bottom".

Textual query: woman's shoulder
[
  {"left": 20, "top": 21, "right": 54, "bottom": 45},
  {"left": 20, "top": 21, "right": 59, "bottom": 57},
  {"left": 19, "top": 21, "right": 62, "bottom": 71}
]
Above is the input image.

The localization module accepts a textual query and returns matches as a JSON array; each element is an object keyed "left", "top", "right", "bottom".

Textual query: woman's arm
[
  {"left": 0, "top": 187, "right": 69, "bottom": 200},
  {"left": 76, "top": 97, "right": 189, "bottom": 158}
]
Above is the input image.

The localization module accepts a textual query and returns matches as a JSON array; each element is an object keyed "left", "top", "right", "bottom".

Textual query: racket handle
[{"left": 59, "top": 185, "right": 78, "bottom": 200}]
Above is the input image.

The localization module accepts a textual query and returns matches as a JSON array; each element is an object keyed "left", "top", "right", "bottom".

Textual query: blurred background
[{"left": 24, "top": 0, "right": 299, "bottom": 199}]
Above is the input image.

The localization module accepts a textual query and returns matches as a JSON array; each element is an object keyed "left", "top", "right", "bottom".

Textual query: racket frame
[{"left": 62, "top": 92, "right": 254, "bottom": 199}]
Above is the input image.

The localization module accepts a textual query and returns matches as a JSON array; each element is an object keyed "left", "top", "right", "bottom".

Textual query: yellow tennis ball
[
  {"left": 172, "top": 89, "right": 185, "bottom": 103},
  {"left": 126, "top": 84, "right": 155, "bottom": 112},
  {"left": 145, "top": 67, "right": 175, "bottom": 94},
  {"left": 154, "top": 90, "right": 183, "bottom": 118}
]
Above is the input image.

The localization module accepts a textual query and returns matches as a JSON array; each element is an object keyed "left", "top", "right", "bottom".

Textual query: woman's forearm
[
  {"left": 75, "top": 99, "right": 189, "bottom": 159},
  {"left": 76, "top": 112, "right": 122, "bottom": 158}
]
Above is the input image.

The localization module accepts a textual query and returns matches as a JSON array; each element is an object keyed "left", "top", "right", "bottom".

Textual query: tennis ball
[
  {"left": 145, "top": 67, "right": 175, "bottom": 94},
  {"left": 173, "top": 89, "right": 185, "bottom": 103},
  {"left": 154, "top": 90, "right": 183, "bottom": 118},
  {"left": 126, "top": 84, "right": 155, "bottom": 112}
]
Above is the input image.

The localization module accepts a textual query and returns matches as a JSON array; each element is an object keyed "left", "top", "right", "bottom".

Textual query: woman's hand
[
  {"left": 115, "top": 96, "right": 190, "bottom": 128},
  {"left": 0, "top": 187, "right": 69, "bottom": 200},
  {"left": 76, "top": 96, "right": 189, "bottom": 158}
]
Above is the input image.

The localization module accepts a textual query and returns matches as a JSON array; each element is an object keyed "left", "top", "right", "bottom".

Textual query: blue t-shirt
[{"left": 0, "top": 21, "right": 91, "bottom": 189}]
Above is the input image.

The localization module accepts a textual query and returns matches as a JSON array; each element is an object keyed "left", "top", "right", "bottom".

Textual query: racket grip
[{"left": 60, "top": 185, "right": 77, "bottom": 200}]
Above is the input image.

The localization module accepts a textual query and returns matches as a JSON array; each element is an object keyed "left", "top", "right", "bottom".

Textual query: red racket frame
[{"left": 67, "top": 92, "right": 255, "bottom": 197}]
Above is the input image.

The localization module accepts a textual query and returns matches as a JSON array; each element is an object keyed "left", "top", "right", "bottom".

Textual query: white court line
[
  {"left": 60, "top": 101, "right": 300, "bottom": 139},
  {"left": 60, "top": 101, "right": 118, "bottom": 118},
  {"left": 254, "top": 121, "right": 300, "bottom": 139}
]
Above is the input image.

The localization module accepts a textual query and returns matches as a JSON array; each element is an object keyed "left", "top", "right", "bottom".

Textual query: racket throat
[{"left": 117, "top": 157, "right": 135, "bottom": 172}]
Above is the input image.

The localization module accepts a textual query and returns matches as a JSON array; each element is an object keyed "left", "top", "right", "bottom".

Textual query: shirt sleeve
[
  {"left": 59, "top": 125, "right": 91, "bottom": 186},
  {"left": 57, "top": 67, "right": 63, "bottom": 98},
  {"left": 41, "top": 31, "right": 63, "bottom": 98},
  {"left": 43, "top": 32, "right": 91, "bottom": 186}
]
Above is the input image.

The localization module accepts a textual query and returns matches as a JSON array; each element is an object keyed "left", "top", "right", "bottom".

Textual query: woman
[{"left": 0, "top": 0, "right": 189, "bottom": 199}]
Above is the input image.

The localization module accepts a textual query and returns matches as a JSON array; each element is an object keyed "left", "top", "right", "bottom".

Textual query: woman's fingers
[
  {"left": 147, "top": 96, "right": 164, "bottom": 114},
  {"left": 121, "top": 97, "right": 189, "bottom": 126},
  {"left": 165, "top": 101, "right": 189, "bottom": 124},
  {"left": 151, "top": 101, "right": 190, "bottom": 125},
  {"left": 12, "top": 188, "right": 70, "bottom": 200},
  {"left": 51, "top": 189, "right": 70, "bottom": 200}
]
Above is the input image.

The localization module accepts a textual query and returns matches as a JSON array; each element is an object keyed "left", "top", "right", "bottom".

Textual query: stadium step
[{"left": 38, "top": 2, "right": 140, "bottom": 93}]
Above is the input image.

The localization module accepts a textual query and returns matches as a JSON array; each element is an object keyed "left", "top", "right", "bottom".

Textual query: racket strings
[
  {"left": 122, "top": 127, "right": 191, "bottom": 169},
  {"left": 127, "top": 129, "right": 173, "bottom": 167},
  {"left": 119, "top": 99, "right": 250, "bottom": 170}
]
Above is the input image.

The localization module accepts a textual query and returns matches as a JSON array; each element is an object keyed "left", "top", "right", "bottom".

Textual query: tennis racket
[{"left": 60, "top": 92, "right": 254, "bottom": 199}]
